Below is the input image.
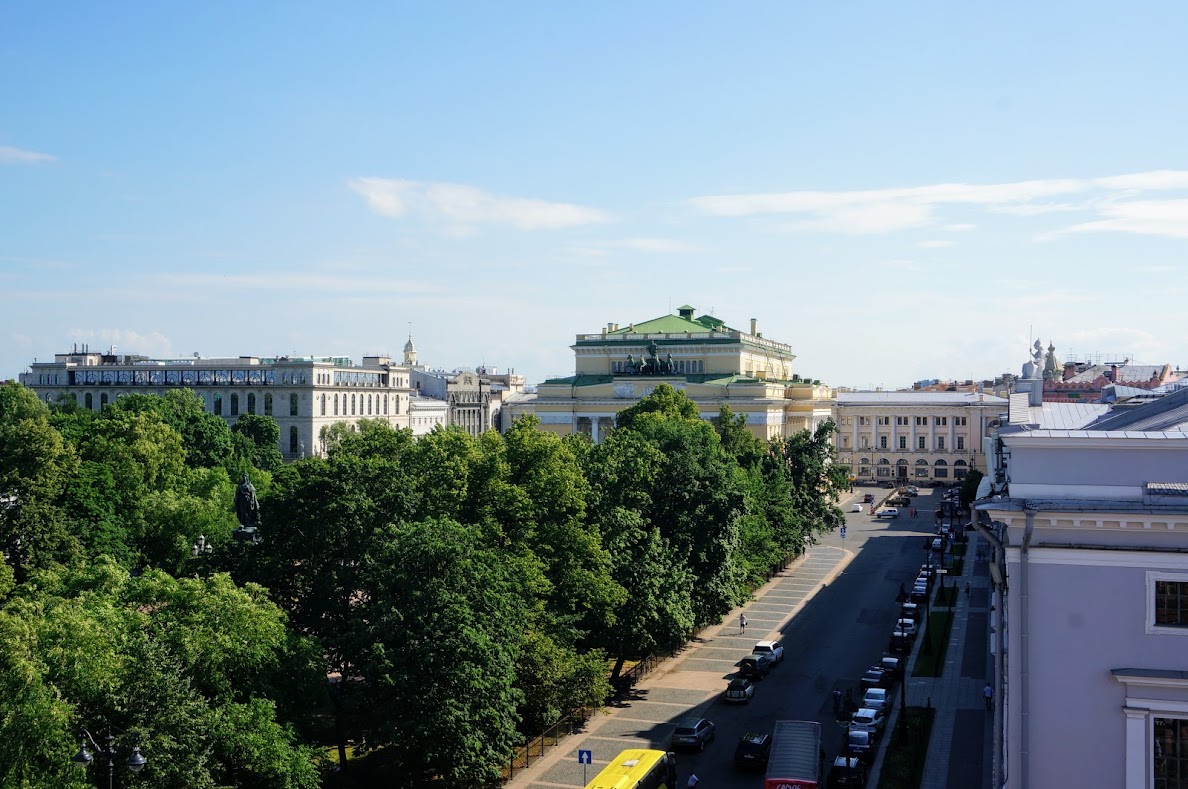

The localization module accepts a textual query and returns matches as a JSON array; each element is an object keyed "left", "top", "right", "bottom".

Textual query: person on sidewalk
[
  {"left": 983, "top": 683, "right": 993, "bottom": 711},
  {"left": 739, "top": 614, "right": 747, "bottom": 634}
]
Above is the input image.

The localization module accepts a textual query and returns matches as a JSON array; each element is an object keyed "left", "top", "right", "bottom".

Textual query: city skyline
[{"left": 3, "top": 3, "right": 1188, "bottom": 389}]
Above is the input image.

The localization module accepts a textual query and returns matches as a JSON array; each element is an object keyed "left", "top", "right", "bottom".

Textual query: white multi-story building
[
  {"left": 833, "top": 391, "right": 1007, "bottom": 485},
  {"left": 976, "top": 348, "right": 1188, "bottom": 789},
  {"left": 20, "top": 345, "right": 416, "bottom": 459}
]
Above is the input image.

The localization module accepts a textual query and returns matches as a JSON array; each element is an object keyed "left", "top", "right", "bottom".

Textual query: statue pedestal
[{"left": 233, "top": 526, "right": 263, "bottom": 545}]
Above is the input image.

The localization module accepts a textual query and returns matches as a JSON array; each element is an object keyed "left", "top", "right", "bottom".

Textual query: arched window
[
  {"left": 247, "top": 393, "right": 257, "bottom": 415},
  {"left": 351, "top": 394, "right": 356, "bottom": 415},
  {"left": 367, "top": 395, "right": 372, "bottom": 415},
  {"left": 896, "top": 459, "right": 908, "bottom": 466},
  {"left": 334, "top": 394, "right": 339, "bottom": 415},
  {"left": 934, "top": 458, "right": 949, "bottom": 479},
  {"left": 230, "top": 393, "right": 239, "bottom": 416},
  {"left": 85, "top": 393, "right": 93, "bottom": 410},
  {"left": 100, "top": 393, "right": 109, "bottom": 408},
  {"left": 916, "top": 459, "right": 929, "bottom": 465},
  {"left": 289, "top": 426, "right": 299, "bottom": 455},
  {"left": 383, "top": 395, "right": 388, "bottom": 415},
  {"left": 264, "top": 393, "right": 273, "bottom": 416},
  {"left": 954, "top": 459, "right": 967, "bottom": 466},
  {"left": 290, "top": 393, "right": 298, "bottom": 416},
  {"left": 214, "top": 394, "right": 222, "bottom": 415},
  {"left": 320, "top": 394, "right": 326, "bottom": 416}
]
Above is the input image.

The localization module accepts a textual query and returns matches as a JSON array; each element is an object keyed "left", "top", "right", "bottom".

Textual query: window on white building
[
  {"left": 859, "top": 416, "right": 871, "bottom": 426},
  {"left": 880, "top": 436, "right": 888, "bottom": 449},
  {"left": 896, "top": 416, "right": 909, "bottom": 426},
  {"left": 937, "top": 436, "right": 945, "bottom": 450},
  {"left": 1155, "top": 579, "right": 1188, "bottom": 628},
  {"left": 877, "top": 416, "right": 890, "bottom": 426},
  {"left": 899, "top": 436, "right": 907, "bottom": 449},
  {"left": 934, "top": 416, "right": 948, "bottom": 426},
  {"left": 918, "top": 436, "right": 926, "bottom": 450},
  {"left": 956, "top": 416, "right": 968, "bottom": 426},
  {"left": 957, "top": 436, "right": 965, "bottom": 450},
  {"left": 1155, "top": 717, "right": 1188, "bottom": 786},
  {"left": 916, "top": 416, "right": 927, "bottom": 426}
]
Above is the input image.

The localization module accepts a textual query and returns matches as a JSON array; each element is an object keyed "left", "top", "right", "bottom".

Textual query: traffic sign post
[
  {"left": 578, "top": 749, "right": 592, "bottom": 785},
  {"left": 840, "top": 525, "right": 847, "bottom": 539}
]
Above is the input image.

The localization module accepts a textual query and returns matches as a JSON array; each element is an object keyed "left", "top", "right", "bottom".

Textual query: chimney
[{"left": 750, "top": 318, "right": 758, "bottom": 335}]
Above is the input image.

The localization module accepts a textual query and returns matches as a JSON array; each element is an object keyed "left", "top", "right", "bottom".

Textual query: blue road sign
[
  {"left": 840, "top": 526, "right": 847, "bottom": 539},
  {"left": 578, "top": 750, "right": 593, "bottom": 764}
]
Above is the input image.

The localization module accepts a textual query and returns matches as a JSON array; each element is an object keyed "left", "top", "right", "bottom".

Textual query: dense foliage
[{"left": 0, "top": 381, "right": 844, "bottom": 785}]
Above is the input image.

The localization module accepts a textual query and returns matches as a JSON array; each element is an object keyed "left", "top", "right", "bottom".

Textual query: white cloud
[
  {"left": 944, "top": 223, "right": 976, "bottom": 232},
  {"left": 0, "top": 145, "right": 55, "bottom": 164},
  {"left": 349, "top": 177, "right": 611, "bottom": 230},
  {"left": 917, "top": 239, "right": 953, "bottom": 248},
  {"left": 611, "top": 237, "right": 701, "bottom": 253},
  {"left": 1049, "top": 199, "right": 1188, "bottom": 240},
  {"left": 1093, "top": 170, "right": 1188, "bottom": 191},
  {"left": 155, "top": 271, "right": 441, "bottom": 295},
  {"left": 689, "top": 170, "right": 1188, "bottom": 240}
]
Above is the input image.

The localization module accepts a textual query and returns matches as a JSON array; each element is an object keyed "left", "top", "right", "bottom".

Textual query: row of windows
[
  {"left": 847, "top": 435, "right": 967, "bottom": 450},
  {"left": 856, "top": 415, "right": 968, "bottom": 426},
  {"left": 858, "top": 466, "right": 969, "bottom": 479},
  {"left": 611, "top": 359, "right": 706, "bottom": 374},
  {"left": 70, "top": 390, "right": 400, "bottom": 420},
  {"left": 856, "top": 458, "right": 968, "bottom": 467}
]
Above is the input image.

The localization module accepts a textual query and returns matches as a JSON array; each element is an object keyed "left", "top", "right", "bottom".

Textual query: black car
[
  {"left": 737, "top": 655, "right": 771, "bottom": 680},
  {"left": 828, "top": 755, "right": 869, "bottom": 787},
  {"left": 734, "top": 732, "right": 772, "bottom": 770}
]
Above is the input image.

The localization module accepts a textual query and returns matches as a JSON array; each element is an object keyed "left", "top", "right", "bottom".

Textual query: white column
[
  {"left": 1122, "top": 706, "right": 1147, "bottom": 789},
  {"left": 591, "top": 417, "right": 600, "bottom": 444}
]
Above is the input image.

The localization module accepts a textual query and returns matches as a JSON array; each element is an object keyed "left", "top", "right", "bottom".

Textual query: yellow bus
[{"left": 584, "top": 748, "right": 678, "bottom": 789}]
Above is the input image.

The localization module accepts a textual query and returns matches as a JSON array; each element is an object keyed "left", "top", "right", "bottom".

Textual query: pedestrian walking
[
  {"left": 687, "top": 773, "right": 700, "bottom": 787},
  {"left": 833, "top": 688, "right": 842, "bottom": 716},
  {"left": 983, "top": 683, "right": 993, "bottom": 711},
  {"left": 739, "top": 614, "right": 747, "bottom": 634}
]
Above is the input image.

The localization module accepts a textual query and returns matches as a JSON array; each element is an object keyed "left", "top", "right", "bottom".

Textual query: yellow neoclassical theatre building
[{"left": 502, "top": 305, "right": 835, "bottom": 441}]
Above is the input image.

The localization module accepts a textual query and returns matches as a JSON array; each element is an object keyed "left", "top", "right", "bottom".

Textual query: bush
[{"left": 878, "top": 706, "right": 935, "bottom": 789}]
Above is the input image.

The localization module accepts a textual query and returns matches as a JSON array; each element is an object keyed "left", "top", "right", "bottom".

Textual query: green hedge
[
  {"left": 877, "top": 706, "right": 936, "bottom": 789},
  {"left": 912, "top": 611, "right": 954, "bottom": 677}
]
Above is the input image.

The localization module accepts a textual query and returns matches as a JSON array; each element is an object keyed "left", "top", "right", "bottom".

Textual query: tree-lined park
[{"left": 0, "top": 381, "right": 846, "bottom": 787}]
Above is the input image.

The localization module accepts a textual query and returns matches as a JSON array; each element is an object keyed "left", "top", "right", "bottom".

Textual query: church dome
[{"left": 404, "top": 337, "right": 416, "bottom": 353}]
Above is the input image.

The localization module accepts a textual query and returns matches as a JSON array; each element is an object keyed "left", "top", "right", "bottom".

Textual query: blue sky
[{"left": 3, "top": 2, "right": 1188, "bottom": 389}]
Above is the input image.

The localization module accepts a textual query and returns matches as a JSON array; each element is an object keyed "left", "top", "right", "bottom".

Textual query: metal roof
[{"left": 836, "top": 391, "right": 1007, "bottom": 405}]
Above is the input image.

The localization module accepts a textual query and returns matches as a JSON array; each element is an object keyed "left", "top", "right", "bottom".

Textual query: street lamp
[
  {"left": 73, "top": 728, "right": 147, "bottom": 788},
  {"left": 191, "top": 534, "right": 213, "bottom": 558}
]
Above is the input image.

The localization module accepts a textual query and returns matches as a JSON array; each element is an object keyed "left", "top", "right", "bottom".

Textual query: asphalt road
[
  {"left": 667, "top": 486, "right": 942, "bottom": 787},
  {"left": 516, "top": 485, "right": 946, "bottom": 789}
]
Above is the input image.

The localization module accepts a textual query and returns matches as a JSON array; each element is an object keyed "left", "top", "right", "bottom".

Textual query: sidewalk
[
  {"left": 867, "top": 530, "right": 993, "bottom": 789},
  {"left": 504, "top": 544, "right": 852, "bottom": 789}
]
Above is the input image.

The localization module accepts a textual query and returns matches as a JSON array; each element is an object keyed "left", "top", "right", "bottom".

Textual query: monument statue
[{"left": 234, "top": 473, "right": 260, "bottom": 528}]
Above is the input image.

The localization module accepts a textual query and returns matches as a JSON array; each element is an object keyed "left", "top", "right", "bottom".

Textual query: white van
[{"left": 876, "top": 508, "right": 900, "bottom": 519}]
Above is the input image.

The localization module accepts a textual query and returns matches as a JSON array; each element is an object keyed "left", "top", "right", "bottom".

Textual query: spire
[{"left": 403, "top": 323, "right": 417, "bottom": 366}]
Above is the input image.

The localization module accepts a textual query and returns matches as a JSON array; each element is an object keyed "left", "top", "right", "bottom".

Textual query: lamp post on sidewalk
[{"left": 72, "top": 728, "right": 147, "bottom": 789}]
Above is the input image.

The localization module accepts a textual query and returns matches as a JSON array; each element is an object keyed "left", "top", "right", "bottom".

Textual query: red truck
[{"left": 765, "top": 720, "right": 823, "bottom": 788}]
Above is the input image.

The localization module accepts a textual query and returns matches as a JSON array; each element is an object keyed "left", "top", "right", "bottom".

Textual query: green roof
[
  {"left": 540, "top": 375, "right": 613, "bottom": 386},
  {"left": 609, "top": 312, "right": 736, "bottom": 335}
]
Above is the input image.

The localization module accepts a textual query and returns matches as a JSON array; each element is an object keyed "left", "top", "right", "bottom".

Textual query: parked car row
[{"left": 669, "top": 640, "right": 787, "bottom": 771}]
